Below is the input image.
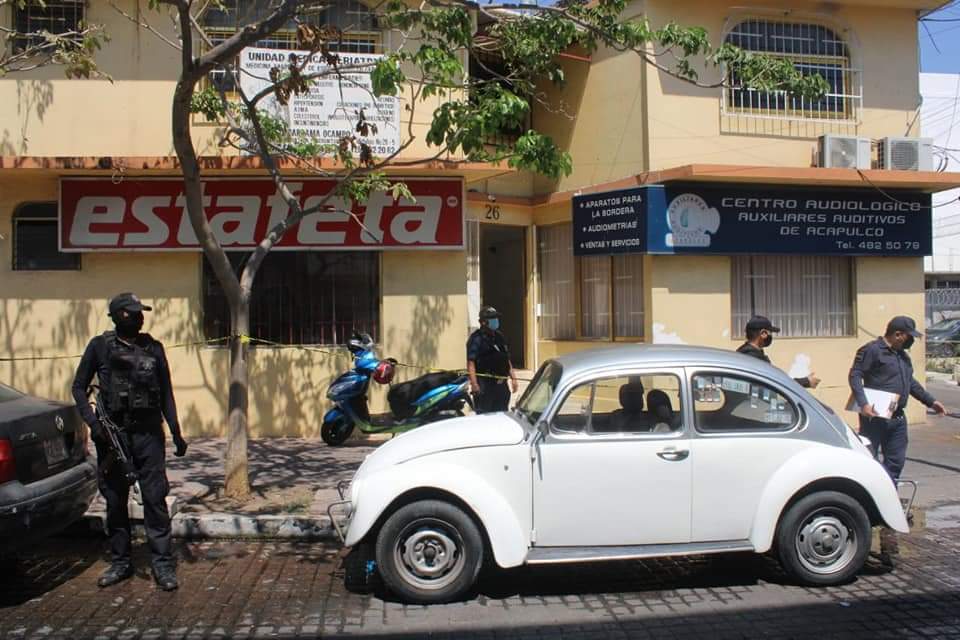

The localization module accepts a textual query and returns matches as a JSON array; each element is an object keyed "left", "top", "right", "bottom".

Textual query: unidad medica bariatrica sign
[{"left": 572, "top": 185, "right": 932, "bottom": 257}]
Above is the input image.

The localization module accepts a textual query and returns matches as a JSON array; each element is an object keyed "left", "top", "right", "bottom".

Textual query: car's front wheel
[
  {"left": 776, "top": 491, "right": 871, "bottom": 586},
  {"left": 375, "top": 500, "right": 484, "bottom": 604}
]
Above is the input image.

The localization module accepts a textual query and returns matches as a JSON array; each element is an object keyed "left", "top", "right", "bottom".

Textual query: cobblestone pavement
[{"left": 3, "top": 525, "right": 959, "bottom": 639}]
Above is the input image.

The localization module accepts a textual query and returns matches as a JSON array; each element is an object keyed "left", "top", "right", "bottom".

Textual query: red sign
[{"left": 59, "top": 178, "right": 464, "bottom": 251}]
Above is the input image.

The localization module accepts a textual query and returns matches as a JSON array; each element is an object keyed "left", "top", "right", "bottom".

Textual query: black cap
[
  {"left": 886, "top": 315, "right": 922, "bottom": 338},
  {"left": 479, "top": 305, "right": 501, "bottom": 320},
  {"left": 745, "top": 315, "right": 780, "bottom": 333},
  {"left": 108, "top": 292, "right": 152, "bottom": 316}
]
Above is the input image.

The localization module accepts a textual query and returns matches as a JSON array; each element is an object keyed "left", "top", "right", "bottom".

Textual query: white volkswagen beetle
[{"left": 329, "top": 345, "right": 909, "bottom": 604}]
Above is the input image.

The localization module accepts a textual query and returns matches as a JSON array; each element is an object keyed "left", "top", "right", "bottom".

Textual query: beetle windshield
[{"left": 514, "top": 360, "right": 562, "bottom": 424}]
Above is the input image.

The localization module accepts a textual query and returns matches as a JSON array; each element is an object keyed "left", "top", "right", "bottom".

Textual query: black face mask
[
  {"left": 903, "top": 335, "right": 915, "bottom": 350},
  {"left": 761, "top": 334, "right": 773, "bottom": 348},
  {"left": 114, "top": 311, "right": 144, "bottom": 338}
]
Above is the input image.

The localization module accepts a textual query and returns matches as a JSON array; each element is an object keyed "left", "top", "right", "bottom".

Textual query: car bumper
[
  {"left": 327, "top": 479, "right": 353, "bottom": 544},
  {"left": 0, "top": 456, "right": 98, "bottom": 550}
]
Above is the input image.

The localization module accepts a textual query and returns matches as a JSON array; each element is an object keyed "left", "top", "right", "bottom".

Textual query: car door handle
[{"left": 657, "top": 448, "right": 689, "bottom": 461}]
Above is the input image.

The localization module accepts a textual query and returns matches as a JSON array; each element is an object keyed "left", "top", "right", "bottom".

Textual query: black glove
[
  {"left": 172, "top": 433, "right": 188, "bottom": 457},
  {"left": 89, "top": 420, "right": 106, "bottom": 444}
]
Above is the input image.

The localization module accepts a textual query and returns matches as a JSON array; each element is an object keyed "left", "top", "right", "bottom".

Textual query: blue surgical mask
[{"left": 488, "top": 318, "right": 500, "bottom": 331}]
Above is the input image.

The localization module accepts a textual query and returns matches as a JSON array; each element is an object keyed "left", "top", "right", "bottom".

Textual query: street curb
[
  {"left": 77, "top": 512, "right": 339, "bottom": 541},
  {"left": 171, "top": 513, "right": 338, "bottom": 540}
]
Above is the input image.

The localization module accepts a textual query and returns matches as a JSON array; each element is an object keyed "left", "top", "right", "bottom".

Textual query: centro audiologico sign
[
  {"left": 572, "top": 184, "right": 933, "bottom": 257},
  {"left": 59, "top": 178, "right": 465, "bottom": 251}
]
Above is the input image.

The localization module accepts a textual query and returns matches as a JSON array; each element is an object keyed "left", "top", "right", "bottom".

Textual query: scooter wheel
[{"left": 321, "top": 416, "right": 354, "bottom": 446}]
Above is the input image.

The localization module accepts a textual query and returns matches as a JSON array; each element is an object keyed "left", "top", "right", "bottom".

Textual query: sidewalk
[{"left": 84, "top": 437, "right": 378, "bottom": 540}]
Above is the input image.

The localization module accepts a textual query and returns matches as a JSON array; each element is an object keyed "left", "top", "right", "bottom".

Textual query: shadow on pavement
[{"left": 0, "top": 539, "right": 101, "bottom": 608}]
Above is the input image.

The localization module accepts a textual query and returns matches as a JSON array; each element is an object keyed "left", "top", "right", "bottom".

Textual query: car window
[
  {"left": 515, "top": 360, "right": 562, "bottom": 423},
  {"left": 0, "top": 383, "right": 24, "bottom": 403},
  {"left": 692, "top": 373, "right": 797, "bottom": 432},
  {"left": 552, "top": 374, "right": 683, "bottom": 435}
]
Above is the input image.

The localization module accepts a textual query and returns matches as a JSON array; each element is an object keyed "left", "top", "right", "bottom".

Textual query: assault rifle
[{"left": 88, "top": 386, "right": 139, "bottom": 486}]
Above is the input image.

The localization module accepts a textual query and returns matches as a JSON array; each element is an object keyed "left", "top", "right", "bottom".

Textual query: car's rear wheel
[
  {"left": 375, "top": 499, "right": 484, "bottom": 604},
  {"left": 776, "top": 491, "right": 871, "bottom": 586}
]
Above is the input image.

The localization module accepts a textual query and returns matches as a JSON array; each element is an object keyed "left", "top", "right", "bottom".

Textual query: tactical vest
[
  {"left": 473, "top": 331, "right": 511, "bottom": 378},
  {"left": 103, "top": 331, "right": 162, "bottom": 415}
]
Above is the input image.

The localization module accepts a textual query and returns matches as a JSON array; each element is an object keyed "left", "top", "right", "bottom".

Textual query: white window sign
[{"left": 238, "top": 47, "right": 400, "bottom": 156}]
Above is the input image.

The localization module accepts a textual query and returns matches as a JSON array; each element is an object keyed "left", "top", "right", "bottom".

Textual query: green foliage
[
  {"left": 190, "top": 87, "right": 228, "bottom": 121},
  {"left": 335, "top": 173, "right": 413, "bottom": 206},
  {"left": 371, "top": 56, "right": 405, "bottom": 97}
]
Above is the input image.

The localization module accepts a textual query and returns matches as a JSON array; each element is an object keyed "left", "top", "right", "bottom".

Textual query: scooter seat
[{"left": 388, "top": 371, "right": 460, "bottom": 420}]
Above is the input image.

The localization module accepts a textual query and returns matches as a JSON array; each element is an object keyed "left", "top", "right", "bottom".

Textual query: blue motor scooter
[{"left": 321, "top": 333, "right": 473, "bottom": 446}]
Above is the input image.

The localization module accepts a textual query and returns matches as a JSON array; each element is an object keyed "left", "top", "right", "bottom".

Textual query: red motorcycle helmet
[{"left": 373, "top": 358, "right": 397, "bottom": 385}]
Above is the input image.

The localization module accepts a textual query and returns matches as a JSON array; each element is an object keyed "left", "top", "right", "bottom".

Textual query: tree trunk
[{"left": 224, "top": 298, "right": 251, "bottom": 498}]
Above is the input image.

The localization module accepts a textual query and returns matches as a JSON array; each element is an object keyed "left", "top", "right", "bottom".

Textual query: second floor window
[
  {"left": 723, "top": 18, "right": 860, "bottom": 123},
  {"left": 202, "top": 0, "right": 381, "bottom": 93},
  {"left": 13, "top": 0, "right": 84, "bottom": 54}
]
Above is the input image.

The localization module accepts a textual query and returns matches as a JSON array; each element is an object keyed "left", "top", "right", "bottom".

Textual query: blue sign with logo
[{"left": 572, "top": 185, "right": 932, "bottom": 257}]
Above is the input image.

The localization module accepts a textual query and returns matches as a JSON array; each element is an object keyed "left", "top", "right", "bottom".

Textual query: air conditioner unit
[
  {"left": 878, "top": 137, "right": 934, "bottom": 171},
  {"left": 818, "top": 135, "right": 872, "bottom": 169}
]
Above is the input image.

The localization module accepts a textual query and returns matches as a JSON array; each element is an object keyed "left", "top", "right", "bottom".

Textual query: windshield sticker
[{"left": 721, "top": 378, "right": 751, "bottom": 394}]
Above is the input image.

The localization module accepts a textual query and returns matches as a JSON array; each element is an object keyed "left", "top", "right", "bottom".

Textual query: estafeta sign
[
  {"left": 239, "top": 48, "right": 400, "bottom": 156},
  {"left": 59, "top": 178, "right": 464, "bottom": 251}
]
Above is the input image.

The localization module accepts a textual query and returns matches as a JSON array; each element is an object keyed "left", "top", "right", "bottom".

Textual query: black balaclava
[
  {"left": 761, "top": 333, "right": 773, "bottom": 348},
  {"left": 114, "top": 310, "right": 144, "bottom": 339}
]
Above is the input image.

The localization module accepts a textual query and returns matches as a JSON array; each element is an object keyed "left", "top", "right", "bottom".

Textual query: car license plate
[{"left": 43, "top": 438, "right": 68, "bottom": 465}]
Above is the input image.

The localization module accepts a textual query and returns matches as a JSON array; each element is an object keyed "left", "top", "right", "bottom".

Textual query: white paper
[{"left": 846, "top": 388, "right": 900, "bottom": 419}]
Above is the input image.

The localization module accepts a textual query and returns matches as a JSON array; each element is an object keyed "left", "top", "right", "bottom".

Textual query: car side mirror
[{"left": 536, "top": 420, "right": 549, "bottom": 438}]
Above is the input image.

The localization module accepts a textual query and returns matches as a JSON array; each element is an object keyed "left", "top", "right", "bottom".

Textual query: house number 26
[{"left": 484, "top": 205, "right": 501, "bottom": 220}]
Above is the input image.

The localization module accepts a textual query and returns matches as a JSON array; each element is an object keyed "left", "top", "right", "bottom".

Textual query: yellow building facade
[{"left": 1, "top": 0, "right": 957, "bottom": 435}]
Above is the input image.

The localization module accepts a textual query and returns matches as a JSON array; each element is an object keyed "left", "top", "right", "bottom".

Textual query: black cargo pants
[
  {"left": 94, "top": 427, "right": 173, "bottom": 571},
  {"left": 474, "top": 378, "right": 511, "bottom": 413}
]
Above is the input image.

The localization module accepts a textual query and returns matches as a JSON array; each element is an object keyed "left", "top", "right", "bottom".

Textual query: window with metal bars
[
  {"left": 538, "top": 224, "right": 644, "bottom": 341},
  {"left": 202, "top": 251, "right": 380, "bottom": 346},
  {"left": 202, "top": 0, "right": 381, "bottom": 94},
  {"left": 12, "top": 0, "right": 85, "bottom": 54},
  {"left": 12, "top": 203, "right": 80, "bottom": 271},
  {"left": 731, "top": 255, "right": 855, "bottom": 338},
  {"left": 723, "top": 19, "right": 860, "bottom": 123}
]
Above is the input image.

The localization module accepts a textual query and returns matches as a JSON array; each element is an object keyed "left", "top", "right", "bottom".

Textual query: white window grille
[
  {"left": 722, "top": 18, "right": 861, "bottom": 124},
  {"left": 732, "top": 255, "right": 855, "bottom": 337}
]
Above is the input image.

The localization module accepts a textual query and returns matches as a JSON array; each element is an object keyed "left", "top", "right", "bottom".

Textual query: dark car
[
  {"left": 0, "top": 382, "right": 98, "bottom": 552},
  {"left": 926, "top": 318, "right": 960, "bottom": 358}
]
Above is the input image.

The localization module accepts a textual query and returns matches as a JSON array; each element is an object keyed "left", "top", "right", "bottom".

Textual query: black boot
[
  {"left": 152, "top": 566, "right": 179, "bottom": 591},
  {"left": 97, "top": 563, "right": 134, "bottom": 588}
]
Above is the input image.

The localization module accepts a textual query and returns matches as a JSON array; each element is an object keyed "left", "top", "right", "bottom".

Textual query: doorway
[{"left": 479, "top": 224, "right": 526, "bottom": 368}]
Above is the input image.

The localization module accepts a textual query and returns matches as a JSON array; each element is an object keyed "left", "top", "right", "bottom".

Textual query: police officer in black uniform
[
  {"left": 467, "top": 306, "right": 518, "bottom": 413},
  {"left": 71, "top": 293, "right": 188, "bottom": 591},
  {"left": 849, "top": 316, "right": 946, "bottom": 481},
  {"left": 736, "top": 315, "right": 821, "bottom": 388},
  {"left": 849, "top": 315, "right": 947, "bottom": 565}
]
